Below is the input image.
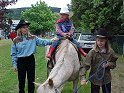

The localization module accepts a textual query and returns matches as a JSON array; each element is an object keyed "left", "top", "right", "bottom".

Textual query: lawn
[{"left": 0, "top": 39, "right": 90, "bottom": 93}]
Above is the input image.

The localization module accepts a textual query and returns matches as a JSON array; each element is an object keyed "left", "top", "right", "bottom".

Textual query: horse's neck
[
  {"left": 56, "top": 39, "right": 69, "bottom": 58},
  {"left": 47, "top": 40, "right": 71, "bottom": 79}
]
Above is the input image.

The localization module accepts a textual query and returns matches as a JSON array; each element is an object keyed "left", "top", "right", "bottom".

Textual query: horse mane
[{"left": 48, "top": 39, "right": 69, "bottom": 79}]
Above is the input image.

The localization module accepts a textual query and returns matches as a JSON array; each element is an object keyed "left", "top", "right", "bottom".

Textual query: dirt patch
[
  {"left": 0, "top": 39, "right": 11, "bottom": 46},
  {"left": 111, "top": 56, "right": 124, "bottom": 93},
  {"left": 0, "top": 43, "right": 5, "bottom": 46}
]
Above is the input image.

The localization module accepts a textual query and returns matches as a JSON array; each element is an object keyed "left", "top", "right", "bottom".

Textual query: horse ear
[{"left": 48, "top": 79, "right": 53, "bottom": 87}]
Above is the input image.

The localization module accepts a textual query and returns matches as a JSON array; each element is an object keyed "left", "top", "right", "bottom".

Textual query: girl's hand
[
  {"left": 81, "top": 80, "right": 87, "bottom": 85},
  {"left": 63, "top": 33, "right": 70, "bottom": 38},
  {"left": 67, "top": 32, "right": 71, "bottom": 36},
  {"left": 102, "top": 62, "right": 109, "bottom": 68},
  {"left": 63, "top": 33, "right": 68, "bottom": 37}
]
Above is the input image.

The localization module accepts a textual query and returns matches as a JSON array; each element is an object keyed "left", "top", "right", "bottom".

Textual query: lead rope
[{"left": 73, "top": 60, "right": 108, "bottom": 93}]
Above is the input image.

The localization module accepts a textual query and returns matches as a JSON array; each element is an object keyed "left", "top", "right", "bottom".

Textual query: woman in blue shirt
[{"left": 11, "top": 20, "right": 52, "bottom": 93}]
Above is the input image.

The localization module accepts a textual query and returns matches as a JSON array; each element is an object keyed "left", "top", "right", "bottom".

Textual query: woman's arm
[
  {"left": 11, "top": 43, "right": 18, "bottom": 69},
  {"left": 79, "top": 50, "right": 93, "bottom": 80},
  {"left": 36, "top": 36, "right": 52, "bottom": 46}
]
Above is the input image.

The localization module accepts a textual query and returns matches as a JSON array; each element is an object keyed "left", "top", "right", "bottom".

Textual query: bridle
[{"left": 55, "top": 88, "right": 60, "bottom": 93}]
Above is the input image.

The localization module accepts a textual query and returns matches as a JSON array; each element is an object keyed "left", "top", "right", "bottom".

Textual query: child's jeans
[{"left": 51, "top": 35, "right": 81, "bottom": 48}]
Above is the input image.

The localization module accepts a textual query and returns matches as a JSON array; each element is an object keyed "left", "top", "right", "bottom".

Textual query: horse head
[{"left": 37, "top": 79, "right": 60, "bottom": 93}]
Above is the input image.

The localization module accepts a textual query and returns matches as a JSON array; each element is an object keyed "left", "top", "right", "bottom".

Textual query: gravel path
[{"left": 111, "top": 56, "right": 124, "bottom": 93}]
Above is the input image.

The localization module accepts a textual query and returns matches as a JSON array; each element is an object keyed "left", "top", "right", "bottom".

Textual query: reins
[{"left": 73, "top": 60, "right": 108, "bottom": 93}]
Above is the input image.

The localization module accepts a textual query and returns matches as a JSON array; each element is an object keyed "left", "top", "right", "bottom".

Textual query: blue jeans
[{"left": 51, "top": 35, "right": 81, "bottom": 48}]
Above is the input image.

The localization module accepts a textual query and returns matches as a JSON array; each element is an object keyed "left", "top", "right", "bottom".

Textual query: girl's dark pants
[
  {"left": 17, "top": 54, "right": 35, "bottom": 93},
  {"left": 91, "top": 82, "right": 111, "bottom": 93}
]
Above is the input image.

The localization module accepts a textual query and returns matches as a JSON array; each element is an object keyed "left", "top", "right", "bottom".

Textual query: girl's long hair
[{"left": 93, "top": 38, "right": 111, "bottom": 53}]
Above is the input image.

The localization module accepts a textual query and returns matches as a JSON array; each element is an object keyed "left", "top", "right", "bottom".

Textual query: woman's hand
[
  {"left": 81, "top": 80, "right": 87, "bottom": 85},
  {"left": 51, "top": 37, "right": 58, "bottom": 42},
  {"left": 13, "top": 67, "right": 18, "bottom": 72}
]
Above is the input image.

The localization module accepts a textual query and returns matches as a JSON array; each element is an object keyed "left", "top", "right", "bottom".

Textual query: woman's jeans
[{"left": 17, "top": 54, "right": 35, "bottom": 93}]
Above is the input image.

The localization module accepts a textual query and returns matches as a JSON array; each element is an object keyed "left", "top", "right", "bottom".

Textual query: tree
[
  {"left": 71, "top": 0, "right": 123, "bottom": 34},
  {"left": 21, "top": 0, "right": 57, "bottom": 35},
  {"left": 0, "top": 0, "right": 17, "bottom": 30}
]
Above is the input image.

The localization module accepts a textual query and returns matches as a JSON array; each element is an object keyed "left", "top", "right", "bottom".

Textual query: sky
[{"left": 6, "top": 0, "right": 71, "bottom": 9}]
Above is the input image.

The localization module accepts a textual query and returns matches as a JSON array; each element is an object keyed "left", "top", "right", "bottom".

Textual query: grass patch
[
  {"left": 117, "top": 55, "right": 124, "bottom": 63},
  {"left": 0, "top": 39, "right": 90, "bottom": 93}
]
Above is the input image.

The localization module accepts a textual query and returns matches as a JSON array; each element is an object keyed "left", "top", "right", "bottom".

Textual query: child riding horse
[{"left": 47, "top": 7, "right": 87, "bottom": 58}]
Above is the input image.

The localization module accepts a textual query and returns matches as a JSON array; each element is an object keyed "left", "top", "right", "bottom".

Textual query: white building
[
  {"left": 11, "top": 20, "right": 20, "bottom": 31},
  {"left": 0, "top": 29, "right": 1, "bottom": 35},
  {"left": 12, "top": 20, "right": 20, "bottom": 24}
]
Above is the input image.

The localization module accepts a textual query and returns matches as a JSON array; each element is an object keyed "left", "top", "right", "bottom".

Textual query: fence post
[{"left": 123, "top": 43, "right": 124, "bottom": 57}]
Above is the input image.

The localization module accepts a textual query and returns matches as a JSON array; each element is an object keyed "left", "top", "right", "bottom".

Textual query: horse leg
[
  {"left": 47, "top": 59, "right": 54, "bottom": 77},
  {"left": 60, "top": 85, "right": 64, "bottom": 92},
  {"left": 72, "top": 78, "right": 79, "bottom": 93},
  {"left": 47, "top": 68, "right": 52, "bottom": 77},
  {"left": 59, "top": 84, "right": 64, "bottom": 93}
]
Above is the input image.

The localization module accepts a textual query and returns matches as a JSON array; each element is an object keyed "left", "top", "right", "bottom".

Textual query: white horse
[{"left": 37, "top": 39, "right": 80, "bottom": 93}]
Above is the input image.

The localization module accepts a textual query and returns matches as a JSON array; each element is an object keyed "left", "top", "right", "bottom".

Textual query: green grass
[{"left": 0, "top": 39, "right": 90, "bottom": 93}]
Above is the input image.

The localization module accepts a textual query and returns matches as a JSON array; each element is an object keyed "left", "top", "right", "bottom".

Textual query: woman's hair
[
  {"left": 16, "top": 28, "right": 32, "bottom": 38},
  {"left": 93, "top": 37, "right": 111, "bottom": 53}
]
